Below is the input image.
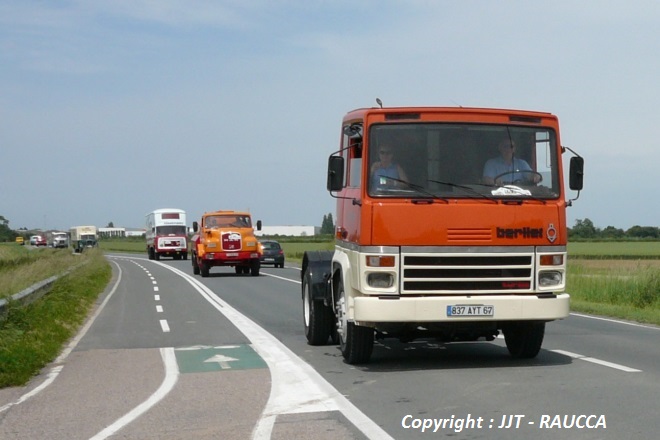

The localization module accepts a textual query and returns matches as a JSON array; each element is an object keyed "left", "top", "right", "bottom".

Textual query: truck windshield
[
  {"left": 368, "top": 123, "right": 560, "bottom": 199},
  {"left": 205, "top": 216, "right": 251, "bottom": 228},
  {"left": 157, "top": 225, "right": 187, "bottom": 235}
]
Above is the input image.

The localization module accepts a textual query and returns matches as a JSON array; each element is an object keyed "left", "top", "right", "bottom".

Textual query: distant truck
[
  {"left": 49, "top": 231, "right": 69, "bottom": 248},
  {"left": 69, "top": 225, "right": 98, "bottom": 253},
  {"left": 191, "top": 210, "right": 262, "bottom": 277},
  {"left": 146, "top": 208, "right": 188, "bottom": 260},
  {"left": 302, "top": 105, "right": 584, "bottom": 364}
]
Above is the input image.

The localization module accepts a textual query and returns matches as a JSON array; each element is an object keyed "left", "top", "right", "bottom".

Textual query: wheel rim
[
  {"left": 303, "top": 284, "right": 311, "bottom": 327},
  {"left": 335, "top": 287, "right": 347, "bottom": 345}
]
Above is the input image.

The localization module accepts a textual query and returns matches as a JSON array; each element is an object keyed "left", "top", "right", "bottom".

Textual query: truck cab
[
  {"left": 191, "top": 210, "right": 262, "bottom": 277},
  {"left": 302, "top": 105, "right": 584, "bottom": 364}
]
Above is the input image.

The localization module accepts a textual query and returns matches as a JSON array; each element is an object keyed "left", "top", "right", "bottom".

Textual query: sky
[{"left": 1, "top": 0, "right": 659, "bottom": 232}]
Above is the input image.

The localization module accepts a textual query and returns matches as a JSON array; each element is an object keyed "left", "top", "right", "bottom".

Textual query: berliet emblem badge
[{"left": 547, "top": 223, "right": 557, "bottom": 243}]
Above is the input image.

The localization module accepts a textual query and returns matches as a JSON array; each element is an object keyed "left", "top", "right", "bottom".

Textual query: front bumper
[
  {"left": 203, "top": 250, "right": 260, "bottom": 265},
  {"left": 353, "top": 293, "right": 570, "bottom": 323}
]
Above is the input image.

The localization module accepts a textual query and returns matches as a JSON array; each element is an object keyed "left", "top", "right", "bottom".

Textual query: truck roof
[
  {"left": 343, "top": 106, "right": 557, "bottom": 124},
  {"left": 202, "top": 210, "right": 251, "bottom": 216}
]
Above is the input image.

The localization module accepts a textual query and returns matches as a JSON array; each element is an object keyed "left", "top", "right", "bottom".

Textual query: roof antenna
[{"left": 376, "top": 98, "right": 383, "bottom": 109}]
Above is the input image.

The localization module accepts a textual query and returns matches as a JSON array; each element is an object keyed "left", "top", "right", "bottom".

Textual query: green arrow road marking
[{"left": 175, "top": 345, "right": 267, "bottom": 373}]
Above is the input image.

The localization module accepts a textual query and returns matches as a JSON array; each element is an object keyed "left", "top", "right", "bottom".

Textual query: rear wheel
[
  {"left": 503, "top": 322, "right": 545, "bottom": 358},
  {"left": 335, "top": 278, "right": 373, "bottom": 364},
  {"left": 303, "top": 270, "right": 333, "bottom": 345}
]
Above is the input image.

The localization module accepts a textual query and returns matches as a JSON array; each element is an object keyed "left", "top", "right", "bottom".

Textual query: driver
[{"left": 482, "top": 139, "right": 541, "bottom": 185}]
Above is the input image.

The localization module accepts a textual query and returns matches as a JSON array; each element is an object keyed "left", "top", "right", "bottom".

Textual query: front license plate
[
  {"left": 226, "top": 252, "right": 239, "bottom": 257},
  {"left": 446, "top": 305, "right": 494, "bottom": 317},
  {"left": 264, "top": 258, "right": 274, "bottom": 262}
]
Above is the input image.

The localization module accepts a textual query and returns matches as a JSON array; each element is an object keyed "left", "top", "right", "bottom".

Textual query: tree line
[{"left": 569, "top": 218, "right": 659, "bottom": 240}]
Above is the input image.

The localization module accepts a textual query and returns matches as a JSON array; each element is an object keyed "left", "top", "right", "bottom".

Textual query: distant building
[
  {"left": 125, "top": 228, "right": 146, "bottom": 237},
  {"left": 98, "top": 227, "right": 125, "bottom": 238},
  {"left": 256, "top": 225, "right": 319, "bottom": 237}
]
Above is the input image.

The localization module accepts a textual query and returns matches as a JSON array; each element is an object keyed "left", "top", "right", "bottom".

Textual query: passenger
[{"left": 370, "top": 145, "right": 408, "bottom": 189}]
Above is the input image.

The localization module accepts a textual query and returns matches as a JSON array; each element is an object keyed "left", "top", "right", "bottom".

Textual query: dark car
[{"left": 259, "top": 240, "right": 285, "bottom": 268}]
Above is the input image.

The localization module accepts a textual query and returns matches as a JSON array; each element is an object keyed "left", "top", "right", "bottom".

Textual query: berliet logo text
[{"left": 497, "top": 227, "right": 543, "bottom": 239}]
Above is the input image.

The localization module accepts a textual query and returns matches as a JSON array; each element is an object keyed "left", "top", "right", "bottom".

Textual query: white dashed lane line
[{"left": 551, "top": 350, "right": 641, "bottom": 372}]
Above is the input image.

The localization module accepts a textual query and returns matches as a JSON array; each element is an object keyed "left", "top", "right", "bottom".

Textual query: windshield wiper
[
  {"left": 377, "top": 176, "right": 448, "bottom": 203},
  {"left": 428, "top": 179, "right": 498, "bottom": 203}
]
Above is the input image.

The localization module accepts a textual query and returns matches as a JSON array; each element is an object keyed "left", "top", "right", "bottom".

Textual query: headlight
[
  {"left": 539, "top": 271, "right": 562, "bottom": 286},
  {"left": 367, "top": 272, "right": 394, "bottom": 288}
]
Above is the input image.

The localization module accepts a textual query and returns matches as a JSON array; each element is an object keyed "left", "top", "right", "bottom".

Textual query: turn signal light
[
  {"left": 366, "top": 256, "right": 395, "bottom": 267},
  {"left": 540, "top": 254, "right": 563, "bottom": 266}
]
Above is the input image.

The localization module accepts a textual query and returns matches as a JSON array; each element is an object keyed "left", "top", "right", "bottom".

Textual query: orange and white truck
[
  {"left": 146, "top": 208, "right": 188, "bottom": 260},
  {"left": 302, "top": 105, "right": 584, "bottom": 364},
  {"left": 191, "top": 210, "right": 262, "bottom": 277}
]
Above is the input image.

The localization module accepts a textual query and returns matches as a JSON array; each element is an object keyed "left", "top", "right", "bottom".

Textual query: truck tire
[
  {"left": 336, "top": 279, "right": 373, "bottom": 364},
  {"left": 183, "top": 252, "right": 188, "bottom": 261},
  {"left": 303, "top": 269, "right": 332, "bottom": 345},
  {"left": 200, "top": 261, "right": 210, "bottom": 277},
  {"left": 155, "top": 252, "right": 160, "bottom": 261},
  {"left": 503, "top": 322, "right": 545, "bottom": 359},
  {"left": 250, "top": 260, "right": 260, "bottom": 276},
  {"left": 192, "top": 256, "right": 200, "bottom": 275},
  {"left": 148, "top": 248, "right": 154, "bottom": 260}
]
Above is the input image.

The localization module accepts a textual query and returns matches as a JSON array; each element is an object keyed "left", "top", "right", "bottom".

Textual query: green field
[{"left": 568, "top": 241, "right": 660, "bottom": 258}]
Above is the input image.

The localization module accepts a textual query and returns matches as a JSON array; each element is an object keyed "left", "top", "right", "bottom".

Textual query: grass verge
[
  {"left": 0, "top": 248, "right": 111, "bottom": 387},
  {"left": 567, "top": 260, "right": 659, "bottom": 325}
]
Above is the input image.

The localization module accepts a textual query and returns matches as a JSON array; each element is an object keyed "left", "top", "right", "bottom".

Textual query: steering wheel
[{"left": 494, "top": 170, "right": 542, "bottom": 184}]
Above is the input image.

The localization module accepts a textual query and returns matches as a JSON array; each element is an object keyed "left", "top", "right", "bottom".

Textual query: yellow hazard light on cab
[
  {"left": 540, "top": 254, "right": 563, "bottom": 266},
  {"left": 366, "top": 255, "right": 395, "bottom": 267}
]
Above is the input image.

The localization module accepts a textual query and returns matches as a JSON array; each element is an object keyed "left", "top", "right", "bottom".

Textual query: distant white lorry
[
  {"left": 146, "top": 209, "right": 188, "bottom": 260},
  {"left": 49, "top": 231, "right": 69, "bottom": 248},
  {"left": 69, "top": 225, "right": 98, "bottom": 253}
]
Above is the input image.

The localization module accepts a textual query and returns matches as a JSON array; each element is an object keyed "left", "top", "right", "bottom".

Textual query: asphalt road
[{"left": 0, "top": 254, "right": 658, "bottom": 440}]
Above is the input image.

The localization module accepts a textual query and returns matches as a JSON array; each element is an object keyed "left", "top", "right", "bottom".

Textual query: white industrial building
[
  {"left": 256, "top": 225, "right": 319, "bottom": 237},
  {"left": 98, "top": 227, "right": 146, "bottom": 238}
]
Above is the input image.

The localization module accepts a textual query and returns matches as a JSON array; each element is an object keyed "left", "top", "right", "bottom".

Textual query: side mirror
[
  {"left": 569, "top": 156, "right": 584, "bottom": 191},
  {"left": 192, "top": 221, "right": 199, "bottom": 233},
  {"left": 327, "top": 155, "right": 344, "bottom": 192},
  {"left": 256, "top": 220, "right": 262, "bottom": 231}
]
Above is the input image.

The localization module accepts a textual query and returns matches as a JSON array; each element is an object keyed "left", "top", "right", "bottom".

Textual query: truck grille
[{"left": 401, "top": 250, "right": 534, "bottom": 294}]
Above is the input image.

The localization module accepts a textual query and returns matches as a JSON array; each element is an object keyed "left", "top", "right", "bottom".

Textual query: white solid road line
[
  {"left": 570, "top": 312, "right": 660, "bottom": 330},
  {"left": 90, "top": 347, "right": 179, "bottom": 440}
]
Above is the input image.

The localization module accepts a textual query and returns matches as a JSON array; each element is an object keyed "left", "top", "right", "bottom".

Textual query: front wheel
[
  {"left": 200, "top": 261, "right": 210, "bottom": 277},
  {"left": 250, "top": 259, "right": 260, "bottom": 276},
  {"left": 503, "top": 322, "right": 545, "bottom": 359},
  {"left": 303, "top": 270, "right": 333, "bottom": 345},
  {"left": 335, "top": 278, "right": 373, "bottom": 364}
]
